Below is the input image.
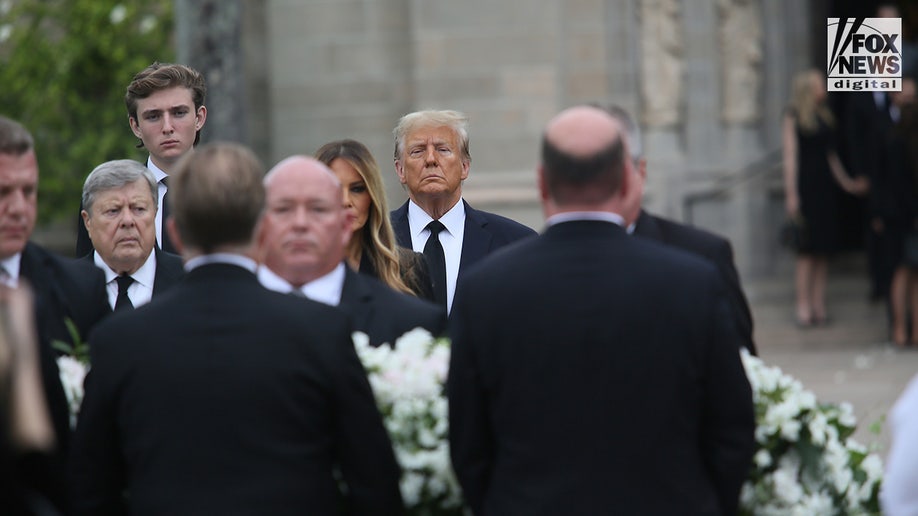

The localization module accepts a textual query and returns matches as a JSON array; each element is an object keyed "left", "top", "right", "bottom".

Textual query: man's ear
[
  {"left": 80, "top": 210, "right": 92, "bottom": 240},
  {"left": 195, "top": 105, "right": 207, "bottom": 130},
  {"left": 537, "top": 165, "right": 550, "bottom": 202},
  {"left": 129, "top": 116, "right": 142, "bottom": 139},
  {"left": 637, "top": 158, "right": 647, "bottom": 181},
  {"left": 394, "top": 160, "right": 407, "bottom": 185}
]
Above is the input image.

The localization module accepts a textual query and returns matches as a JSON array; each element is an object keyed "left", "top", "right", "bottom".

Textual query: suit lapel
[
  {"left": 152, "top": 248, "right": 184, "bottom": 296},
  {"left": 458, "top": 201, "right": 493, "bottom": 280},
  {"left": 391, "top": 202, "right": 411, "bottom": 249}
]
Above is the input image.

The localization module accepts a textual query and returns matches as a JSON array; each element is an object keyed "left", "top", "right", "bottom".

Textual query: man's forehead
[
  {"left": 95, "top": 182, "right": 154, "bottom": 200},
  {"left": 0, "top": 151, "right": 38, "bottom": 179},
  {"left": 136, "top": 88, "right": 195, "bottom": 112},
  {"left": 406, "top": 125, "right": 456, "bottom": 142}
]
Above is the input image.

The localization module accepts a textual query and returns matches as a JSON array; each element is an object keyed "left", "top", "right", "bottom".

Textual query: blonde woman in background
[
  {"left": 783, "top": 69, "right": 868, "bottom": 327},
  {"left": 315, "top": 139, "right": 434, "bottom": 300}
]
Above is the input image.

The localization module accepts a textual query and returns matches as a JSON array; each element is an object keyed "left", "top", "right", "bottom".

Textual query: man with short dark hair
[
  {"left": 69, "top": 143, "right": 403, "bottom": 515},
  {"left": 0, "top": 114, "right": 108, "bottom": 513},
  {"left": 448, "top": 105, "right": 755, "bottom": 515},
  {"left": 75, "top": 62, "right": 207, "bottom": 255}
]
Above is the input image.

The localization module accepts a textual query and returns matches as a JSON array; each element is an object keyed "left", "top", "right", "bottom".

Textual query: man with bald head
[
  {"left": 258, "top": 155, "right": 445, "bottom": 347},
  {"left": 608, "top": 104, "right": 756, "bottom": 356},
  {"left": 447, "top": 105, "right": 755, "bottom": 515}
]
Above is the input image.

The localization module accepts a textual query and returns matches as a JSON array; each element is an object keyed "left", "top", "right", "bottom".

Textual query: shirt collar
[
  {"left": 185, "top": 253, "right": 257, "bottom": 273},
  {"left": 94, "top": 249, "right": 157, "bottom": 288},
  {"left": 301, "top": 262, "right": 346, "bottom": 306},
  {"left": 0, "top": 253, "right": 22, "bottom": 288},
  {"left": 257, "top": 262, "right": 346, "bottom": 307},
  {"left": 545, "top": 211, "right": 625, "bottom": 228},
  {"left": 407, "top": 198, "right": 466, "bottom": 239},
  {"left": 146, "top": 156, "right": 168, "bottom": 183}
]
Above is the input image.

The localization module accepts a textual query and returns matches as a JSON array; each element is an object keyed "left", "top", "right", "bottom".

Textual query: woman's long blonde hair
[
  {"left": 789, "top": 69, "right": 834, "bottom": 133},
  {"left": 315, "top": 139, "right": 415, "bottom": 295}
]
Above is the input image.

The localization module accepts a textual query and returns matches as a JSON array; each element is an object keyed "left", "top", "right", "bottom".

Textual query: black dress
[
  {"left": 878, "top": 107, "right": 918, "bottom": 269},
  {"left": 792, "top": 110, "right": 843, "bottom": 255}
]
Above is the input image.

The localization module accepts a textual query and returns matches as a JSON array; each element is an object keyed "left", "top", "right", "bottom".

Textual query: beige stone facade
[{"left": 234, "top": 0, "right": 814, "bottom": 278}]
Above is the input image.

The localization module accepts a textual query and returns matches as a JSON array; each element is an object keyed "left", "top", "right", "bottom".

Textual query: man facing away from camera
[
  {"left": 447, "top": 105, "right": 755, "bottom": 515},
  {"left": 69, "top": 142, "right": 403, "bottom": 516}
]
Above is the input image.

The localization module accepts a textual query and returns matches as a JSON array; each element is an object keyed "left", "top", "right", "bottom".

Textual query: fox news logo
[{"left": 827, "top": 17, "right": 902, "bottom": 92}]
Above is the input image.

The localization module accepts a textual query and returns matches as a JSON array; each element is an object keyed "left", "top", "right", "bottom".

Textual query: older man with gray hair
[{"left": 80, "top": 159, "right": 183, "bottom": 311}]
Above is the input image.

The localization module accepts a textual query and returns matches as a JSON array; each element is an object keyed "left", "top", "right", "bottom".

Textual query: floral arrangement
[
  {"left": 739, "top": 349, "right": 883, "bottom": 515},
  {"left": 51, "top": 318, "right": 89, "bottom": 429},
  {"left": 352, "top": 328, "right": 463, "bottom": 515}
]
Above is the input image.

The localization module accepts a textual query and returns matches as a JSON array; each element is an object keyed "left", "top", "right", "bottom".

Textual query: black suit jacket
[
  {"left": 447, "top": 220, "right": 755, "bottom": 516},
  {"left": 390, "top": 199, "right": 536, "bottom": 287},
  {"left": 18, "top": 242, "right": 109, "bottom": 511},
  {"left": 340, "top": 267, "right": 446, "bottom": 347},
  {"left": 633, "top": 210, "right": 757, "bottom": 355},
  {"left": 82, "top": 247, "right": 185, "bottom": 310},
  {"left": 845, "top": 92, "right": 894, "bottom": 217},
  {"left": 68, "top": 263, "right": 403, "bottom": 516}
]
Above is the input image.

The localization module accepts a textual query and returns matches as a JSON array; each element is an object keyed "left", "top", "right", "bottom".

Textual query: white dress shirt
[
  {"left": 94, "top": 250, "right": 157, "bottom": 310},
  {"left": 0, "top": 253, "right": 22, "bottom": 288},
  {"left": 545, "top": 211, "right": 626, "bottom": 228},
  {"left": 147, "top": 157, "right": 168, "bottom": 250},
  {"left": 185, "top": 253, "right": 257, "bottom": 273},
  {"left": 257, "top": 262, "right": 346, "bottom": 307},
  {"left": 882, "top": 372, "right": 918, "bottom": 515},
  {"left": 406, "top": 199, "right": 465, "bottom": 314}
]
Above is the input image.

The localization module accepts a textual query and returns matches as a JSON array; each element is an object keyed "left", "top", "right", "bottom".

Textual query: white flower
[
  {"left": 56, "top": 355, "right": 88, "bottom": 428},
  {"left": 754, "top": 448, "right": 772, "bottom": 468},
  {"left": 399, "top": 472, "right": 425, "bottom": 506},
  {"left": 739, "top": 350, "right": 883, "bottom": 515},
  {"left": 354, "top": 328, "right": 461, "bottom": 511},
  {"left": 0, "top": 1, "right": 11, "bottom": 16},
  {"left": 0, "top": 24, "right": 11, "bottom": 44},
  {"left": 808, "top": 412, "right": 829, "bottom": 445},
  {"left": 773, "top": 466, "right": 804, "bottom": 505},
  {"left": 109, "top": 4, "right": 127, "bottom": 25}
]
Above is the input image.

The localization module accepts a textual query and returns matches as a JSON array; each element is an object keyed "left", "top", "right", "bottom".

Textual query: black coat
[
  {"left": 633, "top": 210, "right": 757, "bottom": 356},
  {"left": 340, "top": 267, "right": 446, "bottom": 348},
  {"left": 447, "top": 220, "right": 755, "bottom": 515},
  {"left": 68, "top": 263, "right": 403, "bottom": 516}
]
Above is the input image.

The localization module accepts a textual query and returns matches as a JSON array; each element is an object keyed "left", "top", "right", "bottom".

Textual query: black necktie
[
  {"left": 115, "top": 275, "right": 135, "bottom": 311},
  {"left": 423, "top": 220, "right": 447, "bottom": 309},
  {"left": 160, "top": 177, "right": 175, "bottom": 253}
]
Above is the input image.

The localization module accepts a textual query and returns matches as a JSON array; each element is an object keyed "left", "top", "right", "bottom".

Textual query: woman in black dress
[{"left": 782, "top": 69, "right": 868, "bottom": 326}]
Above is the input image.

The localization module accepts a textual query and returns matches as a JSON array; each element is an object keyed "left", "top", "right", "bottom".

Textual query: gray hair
[
  {"left": 393, "top": 109, "right": 471, "bottom": 162},
  {"left": 82, "top": 159, "right": 157, "bottom": 214},
  {"left": 603, "top": 104, "right": 643, "bottom": 162},
  {"left": 0, "top": 115, "right": 35, "bottom": 156}
]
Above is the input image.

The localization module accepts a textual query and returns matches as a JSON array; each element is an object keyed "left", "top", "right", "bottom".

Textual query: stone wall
[{"left": 240, "top": 0, "right": 813, "bottom": 278}]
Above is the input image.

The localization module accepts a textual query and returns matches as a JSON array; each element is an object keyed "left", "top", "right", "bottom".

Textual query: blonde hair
[
  {"left": 315, "top": 139, "right": 416, "bottom": 295},
  {"left": 393, "top": 109, "right": 471, "bottom": 163},
  {"left": 789, "top": 69, "right": 834, "bottom": 133}
]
